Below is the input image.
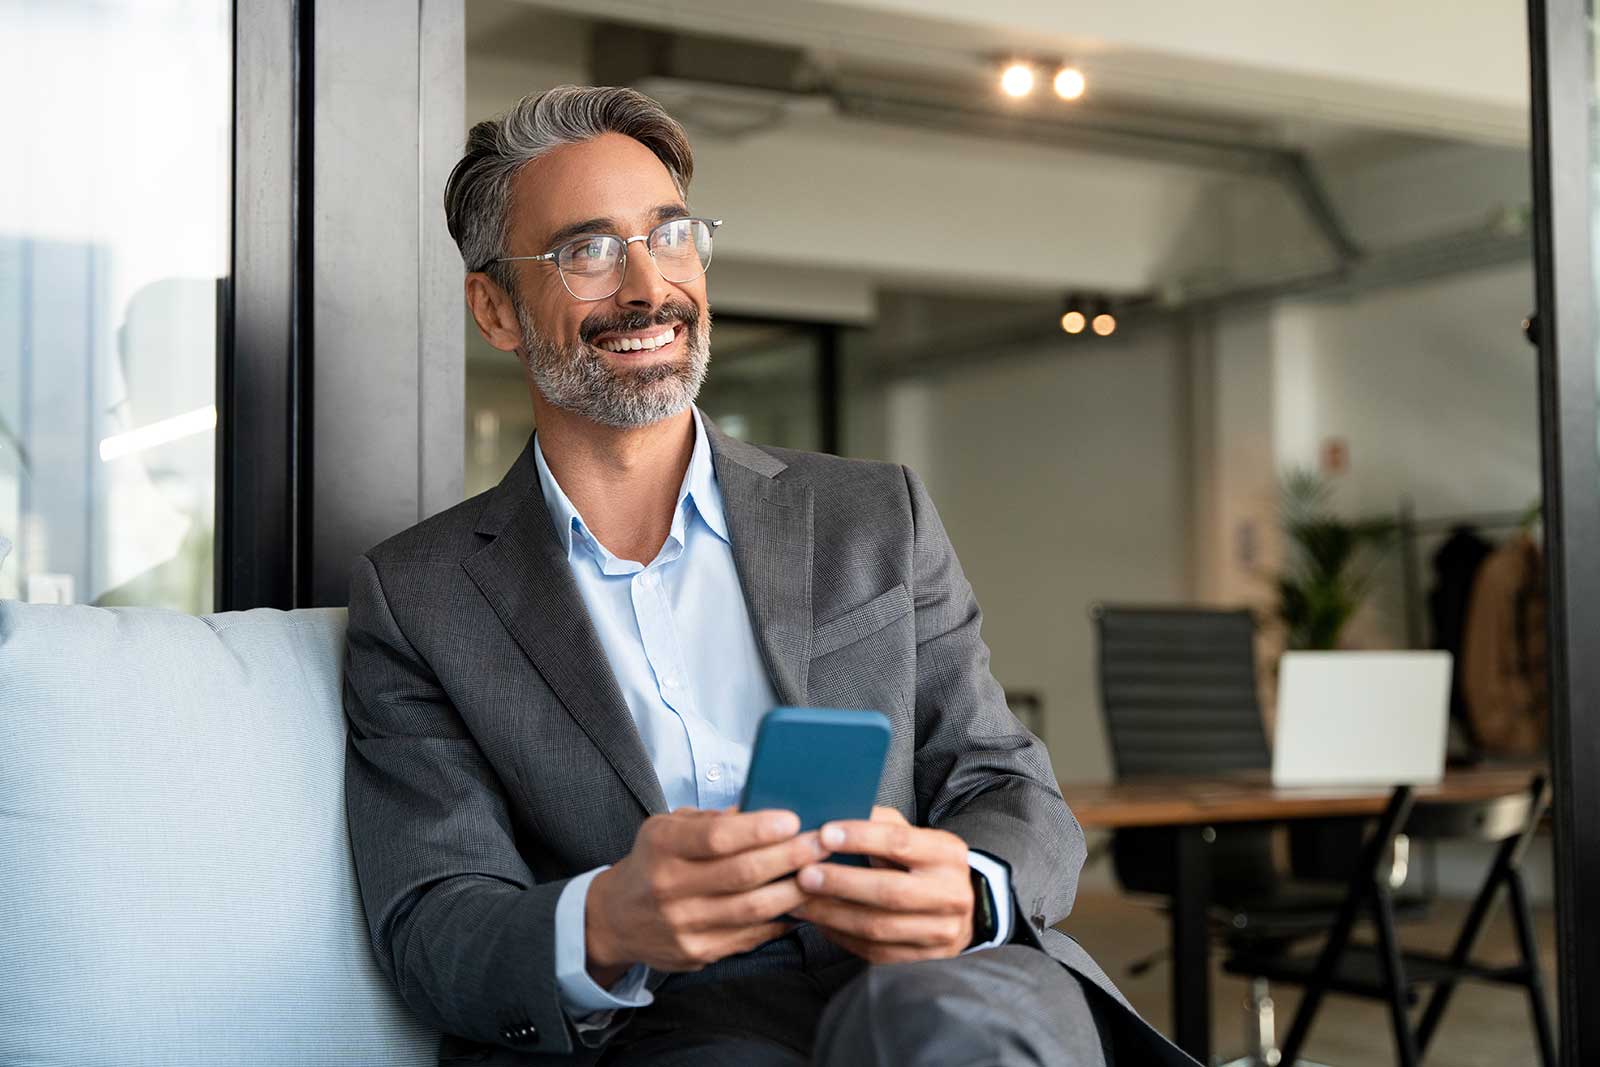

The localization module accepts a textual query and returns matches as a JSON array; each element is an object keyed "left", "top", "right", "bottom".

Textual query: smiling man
[{"left": 342, "top": 85, "right": 1194, "bottom": 1066}]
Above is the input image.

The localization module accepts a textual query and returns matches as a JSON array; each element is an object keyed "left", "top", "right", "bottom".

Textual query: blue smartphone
[{"left": 739, "top": 707, "right": 892, "bottom": 865}]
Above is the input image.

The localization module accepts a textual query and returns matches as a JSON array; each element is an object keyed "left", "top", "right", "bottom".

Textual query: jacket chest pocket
[
  {"left": 811, "top": 583, "right": 914, "bottom": 658},
  {"left": 808, "top": 584, "right": 915, "bottom": 718}
]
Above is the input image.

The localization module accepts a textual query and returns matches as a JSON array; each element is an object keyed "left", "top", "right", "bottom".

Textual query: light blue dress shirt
[{"left": 539, "top": 409, "right": 1011, "bottom": 1025}]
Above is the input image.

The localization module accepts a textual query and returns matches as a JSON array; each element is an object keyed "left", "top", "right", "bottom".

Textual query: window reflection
[
  {"left": 0, "top": 1, "right": 230, "bottom": 611},
  {"left": 696, "top": 321, "right": 824, "bottom": 452}
]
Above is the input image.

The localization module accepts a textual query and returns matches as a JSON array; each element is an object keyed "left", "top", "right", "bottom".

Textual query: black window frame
[
  {"left": 222, "top": 0, "right": 463, "bottom": 610},
  {"left": 1527, "top": 0, "right": 1600, "bottom": 1062}
]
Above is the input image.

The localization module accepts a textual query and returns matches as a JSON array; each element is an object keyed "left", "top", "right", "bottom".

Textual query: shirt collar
[
  {"left": 683, "top": 407, "right": 730, "bottom": 544},
  {"left": 531, "top": 406, "right": 730, "bottom": 565}
]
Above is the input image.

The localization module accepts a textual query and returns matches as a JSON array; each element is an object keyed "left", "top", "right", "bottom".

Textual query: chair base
[{"left": 1209, "top": 978, "right": 1338, "bottom": 1067}]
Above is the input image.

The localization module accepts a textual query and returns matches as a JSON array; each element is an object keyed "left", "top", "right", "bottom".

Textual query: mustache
[{"left": 578, "top": 300, "right": 701, "bottom": 345}]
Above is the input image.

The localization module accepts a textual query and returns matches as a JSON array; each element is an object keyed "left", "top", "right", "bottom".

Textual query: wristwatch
[{"left": 967, "top": 865, "right": 1000, "bottom": 949}]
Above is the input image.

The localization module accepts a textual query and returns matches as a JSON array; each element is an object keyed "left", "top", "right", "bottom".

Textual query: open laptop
[{"left": 1272, "top": 651, "right": 1453, "bottom": 788}]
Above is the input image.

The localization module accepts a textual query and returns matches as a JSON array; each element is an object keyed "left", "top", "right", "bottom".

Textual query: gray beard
[{"left": 516, "top": 301, "right": 711, "bottom": 429}]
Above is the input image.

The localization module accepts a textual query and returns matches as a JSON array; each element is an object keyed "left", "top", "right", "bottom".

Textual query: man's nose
[{"left": 611, "top": 237, "right": 674, "bottom": 311}]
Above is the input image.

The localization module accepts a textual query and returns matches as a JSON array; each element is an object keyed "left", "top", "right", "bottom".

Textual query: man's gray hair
[{"left": 444, "top": 85, "right": 695, "bottom": 293}]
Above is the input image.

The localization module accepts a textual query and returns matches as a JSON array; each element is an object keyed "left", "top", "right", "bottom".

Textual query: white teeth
[{"left": 598, "top": 327, "right": 676, "bottom": 353}]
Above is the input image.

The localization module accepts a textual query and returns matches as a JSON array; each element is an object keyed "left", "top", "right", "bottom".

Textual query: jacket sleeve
[
  {"left": 342, "top": 551, "right": 587, "bottom": 1055},
  {"left": 900, "top": 466, "right": 1086, "bottom": 941}
]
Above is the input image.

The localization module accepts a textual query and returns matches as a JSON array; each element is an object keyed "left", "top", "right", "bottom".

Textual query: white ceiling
[{"left": 462, "top": 0, "right": 1530, "bottom": 304}]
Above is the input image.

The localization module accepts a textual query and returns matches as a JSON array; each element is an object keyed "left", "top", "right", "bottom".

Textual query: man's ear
[{"left": 465, "top": 273, "right": 523, "bottom": 353}]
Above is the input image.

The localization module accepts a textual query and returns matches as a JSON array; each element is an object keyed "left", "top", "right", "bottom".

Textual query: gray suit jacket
[{"left": 343, "top": 418, "right": 1188, "bottom": 1064}]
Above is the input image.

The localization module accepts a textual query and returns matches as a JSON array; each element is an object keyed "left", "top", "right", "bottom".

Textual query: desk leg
[{"left": 1173, "top": 825, "right": 1213, "bottom": 1062}]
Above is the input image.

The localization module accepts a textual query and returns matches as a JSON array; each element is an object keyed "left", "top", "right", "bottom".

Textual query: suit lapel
[
  {"left": 707, "top": 422, "right": 814, "bottom": 708},
  {"left": 462, "top": 435, "right": 668, "bottom": 816}
]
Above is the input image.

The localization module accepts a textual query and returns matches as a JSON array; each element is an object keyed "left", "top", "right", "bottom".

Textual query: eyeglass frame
[{"left": 482, "top": 216, "right": 723, "bottom": 301}]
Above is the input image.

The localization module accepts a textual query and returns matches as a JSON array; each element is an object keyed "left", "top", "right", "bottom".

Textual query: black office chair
[
  {"left": 1092, "top": 604, "right": 1416, "bottom": 1066},
  {"left": 1094, "top": 605, "right": 1380, "bottom": 898}
]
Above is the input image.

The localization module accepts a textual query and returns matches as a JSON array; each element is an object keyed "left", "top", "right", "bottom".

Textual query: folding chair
[{"left": 1225, "top": 776, "right": 1554, "bottom": 1067}]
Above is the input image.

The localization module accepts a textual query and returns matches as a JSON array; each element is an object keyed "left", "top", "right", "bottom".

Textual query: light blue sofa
[{"left": 0, "top": 597, "right": 440, "bottom": 1065}]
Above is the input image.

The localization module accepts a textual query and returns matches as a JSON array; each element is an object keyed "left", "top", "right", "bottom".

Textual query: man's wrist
[{"left": 584, "top": 867, "right": 630, "bottom": 984}]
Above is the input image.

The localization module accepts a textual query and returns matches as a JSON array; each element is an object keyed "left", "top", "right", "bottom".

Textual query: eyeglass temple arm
[{"left": 488, "top": 252, "right": 557, "bottom": 265}]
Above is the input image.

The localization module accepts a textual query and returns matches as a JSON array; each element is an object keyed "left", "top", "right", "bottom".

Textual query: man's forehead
[{"left": 511, "top": 133, "right": 685, "bottom": 244}]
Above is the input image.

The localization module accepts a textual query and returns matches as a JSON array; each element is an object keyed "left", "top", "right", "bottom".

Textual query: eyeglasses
[{"left": 486, "top": 217, "right": 722, "bottom": 301}]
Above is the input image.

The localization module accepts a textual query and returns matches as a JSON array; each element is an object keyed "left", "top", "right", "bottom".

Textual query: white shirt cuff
[
  {"left": 963, "top": 849, "right": 1014, "bottom": 952},
  {"left": 554, "top": 866, "right": 654, "bottom": 1026}
]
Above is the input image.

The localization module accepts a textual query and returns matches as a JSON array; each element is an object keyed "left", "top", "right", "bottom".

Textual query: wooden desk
[{"left": 1058, "top": 767, "right": 1541, "bottom": 1062}]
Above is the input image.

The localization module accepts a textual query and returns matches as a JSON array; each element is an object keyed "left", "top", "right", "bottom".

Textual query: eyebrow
[{"left": 542, "top": 203, "right": 690, "bottom": 249}]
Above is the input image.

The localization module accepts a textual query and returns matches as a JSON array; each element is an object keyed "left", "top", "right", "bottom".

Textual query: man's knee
[{"left": 814, "top": 947, "right": 1107, "bottom": 1067}]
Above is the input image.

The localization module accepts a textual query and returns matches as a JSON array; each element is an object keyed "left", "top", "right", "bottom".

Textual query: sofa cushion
[{"left": 0, "top": 602, "right": 438, "bottom": 1065}]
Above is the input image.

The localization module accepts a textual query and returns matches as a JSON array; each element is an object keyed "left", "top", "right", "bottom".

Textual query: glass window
[
  {"left": 0, "top": 0, "right": 231, "bottom": 611},
  {"left": 696, "top": 320, "right": 826, "bottom": 453}
]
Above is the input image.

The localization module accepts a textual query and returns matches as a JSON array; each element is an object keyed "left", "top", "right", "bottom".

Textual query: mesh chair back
[
  {"left": 1094, "top": 605, "right": 1282, "bottom": 898},
  {"left": 1094, "top": 605, "right": 1270, "bottom": 778}
]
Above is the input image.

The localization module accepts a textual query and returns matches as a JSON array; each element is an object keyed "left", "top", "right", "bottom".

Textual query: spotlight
[
  {"left": 1092, "top": 310, "right": 1117, "bottom": 337},
  {"left": 1000, "top": 62, "right": 1035, "bottom": 98},
  {"left": 1060, "top": 310, "right": 1086, "bottom": 335},
  {"left": 1053, "top": 66, "right": 1086, "bottom": 100}
]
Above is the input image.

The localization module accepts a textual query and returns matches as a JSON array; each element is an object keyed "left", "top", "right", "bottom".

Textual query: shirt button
[{"left": 705, "top": 764, "right": 722, "bottom": 783}]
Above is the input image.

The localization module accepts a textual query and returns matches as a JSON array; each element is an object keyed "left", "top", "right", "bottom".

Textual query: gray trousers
[{"left": 599, "top": 932, "right": 1115, "bottom": 1067}]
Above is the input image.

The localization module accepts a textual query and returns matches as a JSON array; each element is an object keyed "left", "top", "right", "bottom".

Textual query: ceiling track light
[
  {"left": 1060, "top": 294, "right": 1120, "bottom": 338},
  {"left": 999, "top": 60, "right": 1035, "bottom": 98},
  {"left": 1060, "top": 292, "right": 1087, "bottom": 335},
  {"left": 1092, "top": 299, "right": 1117, "bottom": 337},
  {"left": 1053, "top": 65, "right": 1086, "bottom": 101},
  {"left": 995, "top": 58, "right": 1087, "bottom": 101}
]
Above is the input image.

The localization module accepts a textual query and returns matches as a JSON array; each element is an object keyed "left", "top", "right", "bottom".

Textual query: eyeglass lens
[{"left": 556, "top": 218, "right": 715, "bottom": 299}]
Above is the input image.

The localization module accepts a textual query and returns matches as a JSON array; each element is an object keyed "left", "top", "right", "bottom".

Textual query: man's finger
[
  {"left": 793, "top": 897, "right": 964, "bottom": 948},
  {"left": 817, "top": 926, "right": 951, "bottom": 965},
  {"left": 667, "top": 809, "right": 800, "bottom": 859},
  {"left": 672, "top": 832, "right": 830, "bottom": 895},
  {"left": 704, "top": 920, "right": 795, "bottom": 961},
  {"left": 818, "top": 820, "right": 967, "bottom": 868},
  {"left": 687, "top": 876, "right": 809, "bottom": 930},
  {"left": 795, "top": 861, "right": 966, "bottom": 914}
]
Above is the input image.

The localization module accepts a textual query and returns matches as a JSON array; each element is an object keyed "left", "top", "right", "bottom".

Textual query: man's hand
[
  {"left": 585, "top": 808, "right": 829, "bottom": 984},
  {"left": 791, "top": 807, "right": 974, "bottom": 964}
]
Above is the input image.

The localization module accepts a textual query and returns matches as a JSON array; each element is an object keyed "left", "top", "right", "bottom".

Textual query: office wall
[
  {"left": 1283, "top": 265, "right": 1540, "bottom": 520},
  {"left": 1188, "top": 309, "right": 1282, "bottom": 610},
  {"left": 1184, "top": 287, "right": 1509, "bottom": 601},
  {"left": 1188, "top": 262, "right": 1539, "bottom": 642},
  {"left": 846, "top": 324, "right": 1191, "bottom": 783}
]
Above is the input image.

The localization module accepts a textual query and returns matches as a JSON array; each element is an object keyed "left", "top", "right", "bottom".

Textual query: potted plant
[{"left": 1273, "top": 468, "right": 1396, "bottom": 650}]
